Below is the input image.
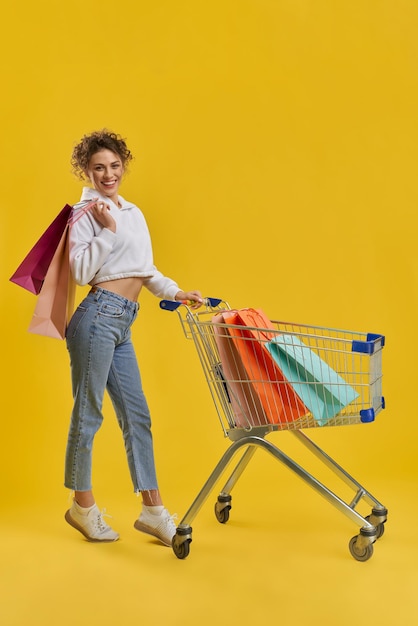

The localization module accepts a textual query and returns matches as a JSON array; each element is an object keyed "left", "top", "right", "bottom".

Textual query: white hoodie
[{"left": 69, "top": 187, "right": 180, "bottom": 300}]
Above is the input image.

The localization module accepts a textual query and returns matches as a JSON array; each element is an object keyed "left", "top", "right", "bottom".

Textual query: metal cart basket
[{"left": 161, "top": 298, "right": 387, "bottom": 561}]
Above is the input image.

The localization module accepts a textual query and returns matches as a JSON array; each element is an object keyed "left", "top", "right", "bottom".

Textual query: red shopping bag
[
  {"left": 28, "top": 224, "right": 75, "bottom": 340},
  {"left": 212, "top": 313, "right": 268, "bottom": 427},
  {"left": 10, "top": 204, "right": 74, "bottom": 294},
  {"left": 222, "top": 309, "right": 309, "bottom": 425}
]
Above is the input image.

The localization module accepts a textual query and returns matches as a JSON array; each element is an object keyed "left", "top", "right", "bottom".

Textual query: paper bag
[
  {"left": 266, "top": 334, "right": 359, "bottom": 425},
  {"left": 212, "top": 313, "right": 268, "bottom": 427},
  {"left": 10, "top": 204, "right": 73, "bottom": 294},
  {"left": 219, "top": 309, "right": 309, "bottom": 425},
  {"left": 28, "top": 226, "right": 75, "bottom": 340},
  {"left": 10, "top": 199, "right": 96, "bottom": 295}
]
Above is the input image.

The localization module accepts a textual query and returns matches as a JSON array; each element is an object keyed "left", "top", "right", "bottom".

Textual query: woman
[{"left": 64, "top": 129, "right": 202, "bottom": 546}]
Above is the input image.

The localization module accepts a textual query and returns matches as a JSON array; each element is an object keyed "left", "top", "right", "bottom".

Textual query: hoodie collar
[{"left": 80, "top": 186, "right": 136, "bottom": 211}]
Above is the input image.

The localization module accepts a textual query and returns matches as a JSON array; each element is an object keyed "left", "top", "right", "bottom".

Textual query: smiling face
[{"left": 85, "top": 149, "right": 124, "bottom": 204}]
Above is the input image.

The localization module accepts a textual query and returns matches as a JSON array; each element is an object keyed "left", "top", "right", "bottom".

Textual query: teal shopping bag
[{"left": 266, "top": 334, "right": 359, "bottom": 425}]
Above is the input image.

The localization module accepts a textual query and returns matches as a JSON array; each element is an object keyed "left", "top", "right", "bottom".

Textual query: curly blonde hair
[{"left": 71, "top": 129, "right": 133, "bottom": 179}]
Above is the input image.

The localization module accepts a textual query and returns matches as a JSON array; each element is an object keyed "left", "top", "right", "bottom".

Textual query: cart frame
[{"left": 161, "top": 298, "right": 387, "bottom": 561}]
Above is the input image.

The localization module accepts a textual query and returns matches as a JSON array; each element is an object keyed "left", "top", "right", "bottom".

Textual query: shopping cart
[{"left": 161, "top": 298, "right": 387, "bottom": 561}]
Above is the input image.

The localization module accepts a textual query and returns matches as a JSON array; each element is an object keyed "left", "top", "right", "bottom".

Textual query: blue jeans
[{"left": 65, "top": 287, "right": 158, "bottom": 493}]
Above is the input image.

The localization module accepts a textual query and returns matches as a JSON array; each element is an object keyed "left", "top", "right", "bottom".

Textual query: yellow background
[{"left": 1, "top": 1, "right": 417, "bottom": 625}]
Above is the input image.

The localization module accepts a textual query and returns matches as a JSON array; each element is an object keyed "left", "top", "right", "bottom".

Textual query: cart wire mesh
[{"left": 162, "top": 299, "right": 384, "bottom": 436}]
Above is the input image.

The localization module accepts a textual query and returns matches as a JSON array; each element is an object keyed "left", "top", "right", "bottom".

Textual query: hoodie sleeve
[
  {"left": 143, "top": 268, "right": 180, "bottom": 300},
  {"left": 69, "top": 212, "right": 116, "bottom": 286}
]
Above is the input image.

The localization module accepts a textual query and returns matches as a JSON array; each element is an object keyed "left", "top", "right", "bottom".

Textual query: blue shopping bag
[{"left": 266, "top": 334, "right": 359, "bottom": 425}]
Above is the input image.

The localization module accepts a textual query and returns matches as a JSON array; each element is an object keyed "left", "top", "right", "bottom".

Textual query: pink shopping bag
[
  {"left": 212, "top": 312, "right": 268, "bottom": 427},
  {"left": 28, "top": 224, "right": 75, "bottom": 340}
]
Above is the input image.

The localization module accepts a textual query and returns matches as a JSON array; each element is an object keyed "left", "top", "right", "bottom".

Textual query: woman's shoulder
[{"left": 72, "top": 187, "right": 96, "bottom": 208}]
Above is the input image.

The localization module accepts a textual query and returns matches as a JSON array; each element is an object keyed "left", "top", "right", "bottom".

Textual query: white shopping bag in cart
[{"left": 266, "top": 334, "right": 359, "bottom": 425}]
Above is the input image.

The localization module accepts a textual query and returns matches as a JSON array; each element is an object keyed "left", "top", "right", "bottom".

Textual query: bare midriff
[{"left": 96, "top": 277, "right": 146, "bottom": 302}]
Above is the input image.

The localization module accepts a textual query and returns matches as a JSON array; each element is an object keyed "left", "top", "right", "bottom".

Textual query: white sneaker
[
  {"left": 65, "top": 501, "right": 119, "bottom": 542},
  {"left": 134, "top": 507, "right": 177, "bottom": 547}
]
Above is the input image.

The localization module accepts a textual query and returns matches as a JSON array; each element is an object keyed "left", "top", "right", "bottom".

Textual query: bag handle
[
  {"left": 232, "top": 308, "right": 275, "bottom": 342},
  {"left": 68, "top": 198, "right": 99, "bottom": 226}
]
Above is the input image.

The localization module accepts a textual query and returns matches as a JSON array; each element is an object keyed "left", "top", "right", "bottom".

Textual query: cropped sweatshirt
[{"left": 69, "top": 187, "right": 181, "bottom": 300}]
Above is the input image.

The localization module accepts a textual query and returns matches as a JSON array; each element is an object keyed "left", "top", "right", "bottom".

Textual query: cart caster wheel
[
  {"left": 172, "top": 538, "right": 191, "bottom": 559},
  {"left": 172, "top": 527, "right": 192, "bottom": 560},
  {"left": 365, "top": 515, "right": 385, "bottom": 539},
  {"left": 349, "top": 536, "right": 374, "bottom": 562},
  {"left": 215, "top": 494, "right": 232, "bottom": 524},
  {"left": 215, "top": 503, "right": 230, "bottom": 524}
]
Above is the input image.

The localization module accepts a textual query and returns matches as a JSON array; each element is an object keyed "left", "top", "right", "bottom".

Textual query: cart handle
[{"left": 160, "top": 297, "right": 223, "bottom": 311}]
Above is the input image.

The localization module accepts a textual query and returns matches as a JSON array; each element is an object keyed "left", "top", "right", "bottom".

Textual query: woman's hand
[
  {"left": 90, "top": 200, "right": 116, "bottom": 233},
  {"left": 174, "top": 290, "right": 204, "bottom": 309}
]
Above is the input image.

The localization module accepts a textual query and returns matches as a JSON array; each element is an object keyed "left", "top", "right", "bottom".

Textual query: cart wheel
[
  {"left": 215, "top": 494, "right": 232, "bottom": 524},
  {"left": 348, "top": 536, "right": 374, "bottom": 562},
  {"left": 365, "top": 515, "right": 385, "bottom": 539},
  {"left": 172, "top": 536, "right": 191, "bottom": 560},
  {"left": 215, "top": 502, "right": 231, "bottom": 524}
]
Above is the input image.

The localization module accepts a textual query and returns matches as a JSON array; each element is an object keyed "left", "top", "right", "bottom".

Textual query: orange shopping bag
[
  {"left": 212, "top": 312, "right": 268, "bottom": 427},
  {"left": 222, "top": 309, "right": 309, "bottom": 425}
]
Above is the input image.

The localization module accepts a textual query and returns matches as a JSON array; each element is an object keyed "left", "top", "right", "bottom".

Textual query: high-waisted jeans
[{"left": 65, "top": 287, "right": 158, "bottom": 493}]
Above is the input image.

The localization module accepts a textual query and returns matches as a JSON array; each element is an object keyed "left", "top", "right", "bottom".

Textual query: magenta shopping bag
[
  {"left": 26, "top": 200, "right": 96, "bottom": 339},
  {"left": 10, "top": 204, "right": 73, "bottom": 294},
  {"left": 10, "top": 199, "right": 96, "bottom": 295}
]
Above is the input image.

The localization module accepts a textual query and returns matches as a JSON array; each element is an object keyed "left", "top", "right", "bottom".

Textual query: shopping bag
[
  {"left": 10, "top": 204, "right": 73, "bottom": 294},
  {"left": 212, "top": 313, "right": 268, "bottom": 427},
  {"left": 10, "top": 199, "right": 96, "bottom": 295},
  {"left": 266, "top": 334, "right": 359, "bottom": 425},
  {"left": 28, "top": 225, "right": 75, "bottom": 340},
  {"left": 220, "top": 309, "right": 309, "bottom": 425}
]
